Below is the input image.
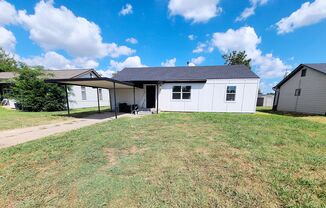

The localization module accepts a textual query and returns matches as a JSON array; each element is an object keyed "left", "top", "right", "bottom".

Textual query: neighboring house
[
  {"left": 273, "top": 64, "right": 326, "bottom": 115},
  {"left": 257, "top": 94, "right": 274, "bottom": 107},
  {"left": 112, "top": 65, "right": 260, "bottom": 113},
  {"left": 0, "top": 69, "right": 110, "bottom": 109}
]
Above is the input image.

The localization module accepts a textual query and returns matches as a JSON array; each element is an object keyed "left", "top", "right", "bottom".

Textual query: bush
[{"left": 11, "top": 66, "right": 66, "bottom": 112}]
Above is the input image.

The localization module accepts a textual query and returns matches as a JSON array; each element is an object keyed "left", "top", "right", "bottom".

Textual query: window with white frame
[
  {"left": 172, "top": 86, "right": 191, "bottom": 100},
  {"left": 226, "top": 86, "right": 236, "bottom": 101},
  {"left": 99, "top": 89, "right": 103, "bottom": 100},
  {"left": 81, "top": 86, "right": 87, "bottom": 100}
]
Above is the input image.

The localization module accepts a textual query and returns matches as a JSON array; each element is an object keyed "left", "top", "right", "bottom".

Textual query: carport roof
[{"left": 46, "top": 77, "right": 135, "bottom": 89}]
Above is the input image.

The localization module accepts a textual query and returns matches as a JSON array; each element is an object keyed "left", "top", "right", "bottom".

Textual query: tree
[
  {"left": 11, "top": 66, "right": 66, "bottom": 112},
  {"left": 222, "top": 51, "right": 252, "bottom": 69},
  {"left": 0, "top": 48, "right": 19, "bottom": 72}
]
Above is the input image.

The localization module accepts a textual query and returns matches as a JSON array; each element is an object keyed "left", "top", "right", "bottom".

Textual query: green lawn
[
  {"left": 0, "top": 112, "right": 325, "bottom": 207},
  {"left": 0, "top": 106, "right": 110, "bottom": 131}
]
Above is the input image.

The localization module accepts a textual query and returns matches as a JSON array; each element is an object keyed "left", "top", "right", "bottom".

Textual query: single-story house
[
  {"left": 257, "top": 94, "right": 274, "bottom": 107},
  {"left": 0, "top": 69, "right": 110, "bottom": 109},
  {"left": 273, "top": 63, "right": 326, "bottom": 115},
  {"left": 111, "top": 65, "right": 260, "bottom": 113}
]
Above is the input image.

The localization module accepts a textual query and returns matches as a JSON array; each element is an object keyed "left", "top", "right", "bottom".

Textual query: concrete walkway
[{"left": 0, "top": 113, "right": 131, "bottom": 149}]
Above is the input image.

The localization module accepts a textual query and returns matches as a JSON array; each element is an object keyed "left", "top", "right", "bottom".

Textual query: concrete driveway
[{"left": 0, "top": 112, "right": 131, "bottom": 149}]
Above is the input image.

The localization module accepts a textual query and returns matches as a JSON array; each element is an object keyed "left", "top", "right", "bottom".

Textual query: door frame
[{"left": 145, "top": 84, "right": 157, "bottom": 109}]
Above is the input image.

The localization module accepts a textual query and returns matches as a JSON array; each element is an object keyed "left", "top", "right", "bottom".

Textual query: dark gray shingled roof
[
  {"left": 274, "top": 63, "right": 326, "bottom": 89},
  {"left": 113, "top": 65, "right": 259, "bottom": 82}
]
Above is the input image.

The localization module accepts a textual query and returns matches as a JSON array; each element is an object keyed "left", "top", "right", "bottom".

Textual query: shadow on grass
[
  {"left": 54, "top": 107, "right": 112, "bottom": 119},
  {"left": 256, "top": 107, "right": 324, "bottom": 118}
]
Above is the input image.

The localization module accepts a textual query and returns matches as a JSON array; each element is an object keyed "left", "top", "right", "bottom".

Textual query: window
[
  {"left": 301, "top": 69, "right": 307, "bottom": 77},
  {"left": 172, "top": 86, "right": 191, "bottom": 100},
  {"left": 295, "top": 89, "right": 301, "bottom": 96},
  {"left": 98, "top": 89, "right": 103, "bottom": 100},
  {"left": 81, "top": 86, "right": 87, "bottom": 100},
  {"left": 226, "top": 86, "right": 236, "bottom": 101}
]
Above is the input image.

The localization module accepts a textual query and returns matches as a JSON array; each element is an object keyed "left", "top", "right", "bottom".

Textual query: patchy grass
[
  {"left": 257, "top": 107, "right": 326, "bottom": 124},
  {"left": 0, "top": 112, "right": 325, "bottom": 207},
  {"left": 0, "top": 106, "right": 110, "bottom": 131}
]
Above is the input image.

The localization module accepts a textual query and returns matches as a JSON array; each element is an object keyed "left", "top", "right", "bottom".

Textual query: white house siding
[
  {"left": 159, "top": 79, "right": 259, "bottom": 113},
  {"left": 112, "top": 79, "right": 259, "bottom": 113},
  {"left": 68, "top": 86, "right": 110, "bottom": 109},
  {"left": 277, "top": 68, "right": 326, "bottom": 115},
  {"left": 111, "top": 85, "right": 151, "bottom": 110}
]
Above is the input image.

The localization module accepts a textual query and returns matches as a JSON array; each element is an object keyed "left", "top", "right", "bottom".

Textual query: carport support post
[
  {"left": 96, "top": 88, "right": 101, "bottom": 113},
  {"left": 64, "top": 84, "right": 70, "bottom": 116},
  {"left": 113, "top": 82, "right": 117, "bottom": 119},
  {"left": 133, "top": 86, "right": 136, "bottom": 114},
  {"left": 156, "top": 83, "right": 159, "bottom": 114}
]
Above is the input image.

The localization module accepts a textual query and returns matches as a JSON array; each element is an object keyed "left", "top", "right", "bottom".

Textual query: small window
[
  {"left": 295, "top": 89, "right": 301, "bottom": 96},
  {"left": 172, "top": 86, "right": 181, "bottom": 100},
  {"left": 182, "top": 86, "right": 191, "bottom": 100},
  {"left": 81, "top": 86, "right": 87, "bottom": 100},
  {"left": 172, "top": 86, "right": 191, "bottom": 100},
  {"left": 99, "top": 89, "right": 103, "bottom": 100},
  {"left": 301, "top": 69, "right": 307, "bottom": 77},
  {"left": 226, "top": 86, "right": 236, "bottom": 101}
]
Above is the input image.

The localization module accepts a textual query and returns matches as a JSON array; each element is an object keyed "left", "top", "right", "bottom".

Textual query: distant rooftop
[{"left": 0, "top": 69, "right": 98, "bottom": 81}]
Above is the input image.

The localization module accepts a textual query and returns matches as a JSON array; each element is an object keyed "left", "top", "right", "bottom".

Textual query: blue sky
[{"left": 1, "top": 0, "right": 326, "bottom": 92}]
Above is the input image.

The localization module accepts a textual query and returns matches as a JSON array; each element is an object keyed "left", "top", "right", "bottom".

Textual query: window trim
[
  {"left": 172, "top": 85, "right": 192, "bottom": 101},
  {"left": 225, "top": 86, "right": 237, "bottom": 102}
]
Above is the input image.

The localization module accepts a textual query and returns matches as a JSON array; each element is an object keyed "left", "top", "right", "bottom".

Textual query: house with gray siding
[{"left": 273, "top": 64, "right": 326, "bottom": 115}]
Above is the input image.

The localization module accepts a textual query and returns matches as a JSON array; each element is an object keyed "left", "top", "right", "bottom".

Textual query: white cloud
[
  {"left": 108, "top": 56, "right": 146, "bottom": 72},
  {"left": 21, "top": 51, "right": 99, "bottom": 69},
  {"left": 125, "top": 37, "right": 138, "bottom": 44},
  {"left": 211, "top": 26, "right": 291, "bottom": 79},
  {"left": 119, "top": 4, "right": 133, "bottom": 16},
  {"left": 97, "top": 69, "right": 115, "bottom": 78},
  {"left": 193, "top": 43, "right": 207, "bottom": 53},
  {"left": 188, "top": 34, "right": 196, "bottom": 40},
  {"left": 276, "top": 0, "right": 326, "bottom": 34},
  {"left": 0, "top": 0, "right": 17, "bottom": 26},
  {"left": 0, "top": 27, "right": 16, "bottom": 51},
  {"left": 190, "top": 56, "right": 205, "bottom": 66},
  {"left": 161, "top": 58, "right": 177, "bottom": 67},
  {"left": 168, "top": 0, "right": 222, "bottom": 23},
  {"left": 17, "top": 0, "right": 134, "bottom": 58},
  {"left": 236, "top": 0, "right": 269, "bottom": 21}
]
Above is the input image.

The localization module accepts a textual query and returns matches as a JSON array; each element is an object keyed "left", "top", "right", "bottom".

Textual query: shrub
[{"left": 11, "top": 66, "right": 66, "bottom": 112}]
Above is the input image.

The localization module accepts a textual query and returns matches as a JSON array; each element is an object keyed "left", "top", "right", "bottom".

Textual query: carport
[{"left": 46, "top": 77, "right": 137, "bottom": 119}]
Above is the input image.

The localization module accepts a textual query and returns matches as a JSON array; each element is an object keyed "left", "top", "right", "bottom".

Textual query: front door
[{"left": 146, "top": 85, "right": 156, "bottom": 108}]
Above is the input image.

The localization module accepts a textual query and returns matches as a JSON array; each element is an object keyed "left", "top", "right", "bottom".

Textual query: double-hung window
[
  {"left": 81, "top": 86, "right": 87, "bottom": 100},
  {"left": 172, "top": 86, "right": 191, "bottom": 100},
  {"left": 226, "top": 86, "right": 236, "bottom": 101},
  {"left": 99, "top": 89, "right": 103, "bottom": 100}
]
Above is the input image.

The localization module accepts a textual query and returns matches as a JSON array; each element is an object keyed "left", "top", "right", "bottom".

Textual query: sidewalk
[{"left": 0, "top": 113, "right": 130, "bottom": 149}]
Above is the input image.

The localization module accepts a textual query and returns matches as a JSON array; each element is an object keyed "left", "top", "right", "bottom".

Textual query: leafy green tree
[
  {"left": 11, "top": 66, "right": 66, "bottom": 112},
  {"left": 0, "top": 48, "right": 19, "bottom": 72},
  {"left": 222, "top": 51, "right": 252, "bottom": 69}
]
